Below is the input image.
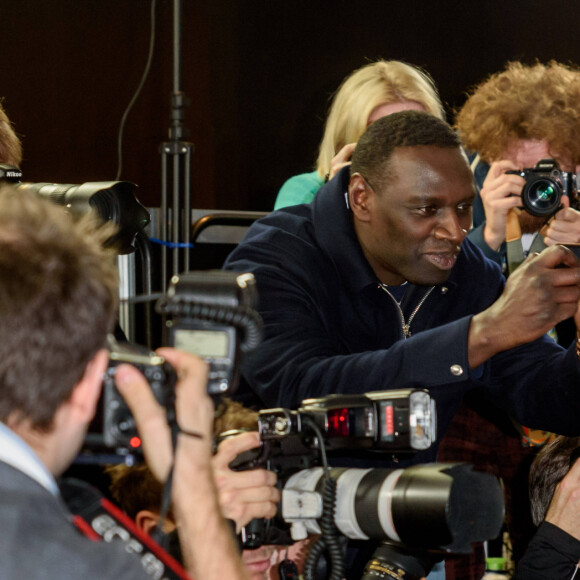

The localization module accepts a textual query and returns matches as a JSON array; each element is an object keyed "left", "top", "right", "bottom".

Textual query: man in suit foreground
[{"left": 0, "top": 185, "right": 276, "bottom": 579}]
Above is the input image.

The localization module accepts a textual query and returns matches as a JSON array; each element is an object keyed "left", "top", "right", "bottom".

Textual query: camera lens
[
  {"left": 522, "top": 178, "right": 562, "bottom": 217},
  {"left": 361, "top": 543, "right": 436, "bottom": 580}
]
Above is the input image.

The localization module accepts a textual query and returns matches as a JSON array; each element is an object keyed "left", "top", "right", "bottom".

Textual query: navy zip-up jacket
[{"left": 224, "top": 168, "right": 580, "bottom": 464}]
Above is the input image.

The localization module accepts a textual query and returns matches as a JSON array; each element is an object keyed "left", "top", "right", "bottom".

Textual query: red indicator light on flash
[
  {"left": 384, "top": 404, "right": 394, "bottom": 435},
  {"left": 327, "top": 408, "right": 349, "bottom": 436},
  {"left": 130, "top": 436, "right": 142, "bottom": 448}
]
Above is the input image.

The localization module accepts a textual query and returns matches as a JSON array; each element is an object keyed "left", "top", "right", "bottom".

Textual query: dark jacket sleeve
[
  {"left": 467, "top": 222, "right": 505, "bottom": 266},
  {"left": 515, "top": 522, "right": 580, "bottom": 579}
]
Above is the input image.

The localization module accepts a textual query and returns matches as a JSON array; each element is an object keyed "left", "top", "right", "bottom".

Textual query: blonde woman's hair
[{"left": 316, "top": 60, "right": 444, "bottom": 177}]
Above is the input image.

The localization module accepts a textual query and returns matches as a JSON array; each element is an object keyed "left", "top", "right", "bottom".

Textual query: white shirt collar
[
  {"left": 521, "top": 232, "right": 537, "bottom": 254},
  {"left": 0, "top": 422, "right": 59, "bottom": 496}
]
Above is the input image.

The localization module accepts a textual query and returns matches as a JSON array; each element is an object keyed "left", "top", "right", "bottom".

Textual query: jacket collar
[{"left": 311, "top": 167, "right": 379, "bottom": 296}]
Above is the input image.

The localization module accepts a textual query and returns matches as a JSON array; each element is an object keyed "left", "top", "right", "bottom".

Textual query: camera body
[
  {"left": 506, "top": 158, "right": 579, "bottom": 218},
  {"left": 84, "top": 336, "right": 177, "bottom": 459},
  {"left": 226, "top": 389, "right": 504, "bottom": 578}
]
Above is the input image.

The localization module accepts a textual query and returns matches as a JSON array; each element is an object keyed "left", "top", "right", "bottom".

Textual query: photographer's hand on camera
[
  {"left": 115, "top": 348, "right": 214, "bottom": 480},
  {"left": 115, "top": 348, "right": 251, "bottom": 580},
  {"left": 543, "top": 197, "right": 580, "bottom": 246},
  {"left": 213, "top": 431, "right": 280, "bottom": 532},
  {"left": 468, "top": 245, "right": 580, "bottom": 368},
  {"left": 480, "top": 160, "right": 526, "bottom": 251}
]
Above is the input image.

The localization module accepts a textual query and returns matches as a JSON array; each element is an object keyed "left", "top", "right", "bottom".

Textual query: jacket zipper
[{"left": 378, "top": 284, "right": 435, "bottom": 339}]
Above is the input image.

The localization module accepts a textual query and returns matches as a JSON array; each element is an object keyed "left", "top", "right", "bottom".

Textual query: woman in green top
[{"left": 274, "top": 59, "right": 445, "bottom": 210}]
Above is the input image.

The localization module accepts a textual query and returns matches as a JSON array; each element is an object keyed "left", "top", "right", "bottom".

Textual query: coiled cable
[
  {"left": 155, "top": 296, "right": 263, "bottom": 352},
  {"left": 300, "top": 416, "right": 345, "bottom": 580}
]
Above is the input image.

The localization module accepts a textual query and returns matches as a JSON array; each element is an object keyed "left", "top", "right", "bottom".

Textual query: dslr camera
[
  {"left": 506, "top": 158, "right": 579, "bottom": 218},
  {"left": 82, "top": 336, "right": 178, "bottom": 460},
  {"left": 227, "top": 390, "right": 504, "bottom": 580},
  {"left": 82, "top": 270, "right": 262, "bottom": 461}
]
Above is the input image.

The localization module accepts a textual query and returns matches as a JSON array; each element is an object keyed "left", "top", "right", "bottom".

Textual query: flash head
[
  {"left": 258, "top": 389, "right": 436, "bottom": 453},
  {"left": 159, "top": 270, "right": 262, "bottom": 396}
]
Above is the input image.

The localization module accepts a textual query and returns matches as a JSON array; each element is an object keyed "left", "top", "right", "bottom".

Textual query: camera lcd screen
[{"left": 173, "top": 329, "right": 229, "bottom": 358}]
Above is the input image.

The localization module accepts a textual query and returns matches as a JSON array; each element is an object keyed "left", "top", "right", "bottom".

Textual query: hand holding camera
[
  {"left": 542, "top": 203, "right": 580, "bottom": 248},
  {"left": 469, "top": 244, "right": 580, "bottom": 366},
  {"left": 328, "top": 142, "right": 357, "bottom": 181},
  {"left": 212, "top": 431, "right": 280, "bottom": 532},
  {"left": 113, "top": 348, "right": 214, "bottom": 483},
  {"left": 480, "top": 159, "right": 528, "bottom": 250},
  {"left": 482, "top": 158, "right": 580, "bottom": 252}
]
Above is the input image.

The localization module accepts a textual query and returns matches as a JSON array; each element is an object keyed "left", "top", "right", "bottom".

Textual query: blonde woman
[{"left": 274, "top": 59, "right": 444, "bottom": 209}]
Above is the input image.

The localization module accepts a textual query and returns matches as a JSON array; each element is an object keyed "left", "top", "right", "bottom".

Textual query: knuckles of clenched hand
[
  {"left": 217, "top": 484, "right": 280, "bottom": 525},
  {"left": 496, "top": 248, "right": 580, "bottom": 329},
  {"left": 213, "top": 467, "right": 278, "bottom": 491},
  {"left": 211, "top": 431, "right": 281, "bottom": 528}
]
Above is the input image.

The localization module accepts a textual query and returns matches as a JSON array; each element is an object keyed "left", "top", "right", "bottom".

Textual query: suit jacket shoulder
[{"left": 0, "top": 461, "right": 146, "bottom": 580}]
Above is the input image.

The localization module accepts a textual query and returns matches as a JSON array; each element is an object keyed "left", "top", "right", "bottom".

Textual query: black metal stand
[{"left": 160, "top": 0, "right": 194, "bottom": 292}]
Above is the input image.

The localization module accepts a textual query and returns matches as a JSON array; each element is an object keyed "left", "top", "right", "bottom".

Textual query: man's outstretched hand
[{"left": 469, "top": 245, "right": 580, "bottom": 368}]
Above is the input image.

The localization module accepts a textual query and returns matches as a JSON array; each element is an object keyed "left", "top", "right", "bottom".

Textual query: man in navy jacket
[
  {"left": 0, "top": 186, "right": 261, "bottom": 580},
  {"left": 224, "top": 111, "right": 580, "bottom": 465}
]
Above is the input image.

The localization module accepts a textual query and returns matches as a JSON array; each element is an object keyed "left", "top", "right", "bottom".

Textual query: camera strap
[
  {"left": 60, "top": 478, "right": 191, "bottom": 580},
  {"left": 504, "top": 209, "right": 556, "bottom": 448}
]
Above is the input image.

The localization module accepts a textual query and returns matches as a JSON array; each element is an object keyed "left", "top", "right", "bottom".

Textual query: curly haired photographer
[
  {"left": 456, "top": 61, "right": 580, "bottom": 275},
  {"left": 437, "top": 62, "right": 580, "bottom": 573}
]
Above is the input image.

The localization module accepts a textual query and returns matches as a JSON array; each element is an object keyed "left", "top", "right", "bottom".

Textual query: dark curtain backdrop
[{"left": 1, "top": 0, "right": 579, "bottom": 210}]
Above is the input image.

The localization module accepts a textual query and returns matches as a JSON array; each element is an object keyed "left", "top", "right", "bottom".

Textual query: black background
[{"left": 2, "top": 0, "right": 579, "bottom": 211}]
